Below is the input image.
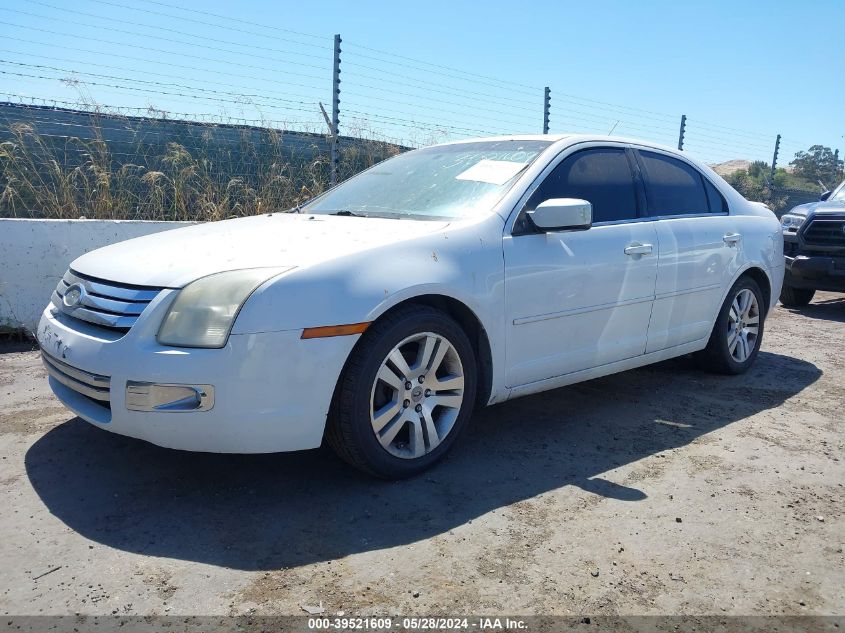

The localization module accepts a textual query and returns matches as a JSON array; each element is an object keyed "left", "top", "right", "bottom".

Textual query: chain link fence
[{"left": 770, "top": 186, "right": 826, "bottom": 215}]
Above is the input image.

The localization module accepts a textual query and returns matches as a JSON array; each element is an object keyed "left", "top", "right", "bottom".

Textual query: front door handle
[
  {"left": 723, "top": 233, "right": 742, "bottom": 246},
  {"left": 624, "top": 243, "right": 653, "bottom": 256}
]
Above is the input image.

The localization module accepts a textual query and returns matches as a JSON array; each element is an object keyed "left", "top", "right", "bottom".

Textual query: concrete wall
[{"left": 0, "top": 219, "right": 194, "bottom": 335}]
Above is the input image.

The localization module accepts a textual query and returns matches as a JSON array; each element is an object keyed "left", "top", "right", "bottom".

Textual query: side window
[
  {"left": 524, "top": 147, "right": 638, "bottom": 225},
  {"left": 639, "top": 151, "right": 709, "bottom": 216},
  {"left": 703, "top": 177, "right": 728, "bottom": 213}
]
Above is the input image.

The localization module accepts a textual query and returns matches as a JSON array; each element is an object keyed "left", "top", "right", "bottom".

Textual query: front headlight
[
  {"left": 157, "top": 268, "right": 291, "bottom": 348},
  {"left": 781, "top": 214, "right": 807, "bottom": 231}
]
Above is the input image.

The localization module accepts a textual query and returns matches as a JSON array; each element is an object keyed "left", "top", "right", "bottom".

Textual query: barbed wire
[
  {"left": 0, "top": 21, "right": 330, "bottom": 81},
  {"left": 23, "top": 0, "right": 330, "bottom": 60},
  {"left": 3, "top": 36, "right": 329, "bottom": 93},
  {"left": 340, "top": 63, "right": 540, "bottom": 111},
  {"left": 10, "top": 85, "right": 315, "bottom": 125},
  {"left": 0, "top": 49, "right": 325, "bottom": 104},
  {"left": 142, "top": 0, "right": 329, "bottom": 43},
  {"left": 1, "top": 114, "right": 327, "bottom": 145},
  {"left": 0, "top": 98, "right": 331, "bottom": 136},
  {"left": 0, "top": 69, "right": 323, "bottom": 115},
  {"left": 101, "top": 0, "right": 542, "bottom": 97},
  {"left": 0, "top": 60, "right": 320, "bottom": 107},
  {"left": 1, "top": 0, "right": 836, "bottom": 172},
  {"left": 5, "top": 4, "right": 329, "bottom": 68},
  {"left": 85, "top": 0, "right": 331, "bottom": 48}
]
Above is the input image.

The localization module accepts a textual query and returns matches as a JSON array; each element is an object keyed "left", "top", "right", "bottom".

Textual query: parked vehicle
[
  {"left": 779, "top": 179, "right": 845, "bottom": 306},
  {"left": 38, "top": 135, "right": 784, "bottom": 478}
]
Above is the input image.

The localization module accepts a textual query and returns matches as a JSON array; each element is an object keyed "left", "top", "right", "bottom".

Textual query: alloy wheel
[
  {"left": 369, "top": 332, "right": 465, "bottom": 459},
  {"left": 727, "top": 288, "right": 760, "bottom": 363}
]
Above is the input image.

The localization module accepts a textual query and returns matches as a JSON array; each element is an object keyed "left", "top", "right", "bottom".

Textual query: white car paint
[
  {"left": 504, "top": 220, "right": 660, "bottom": 385},
  {"left": 37, "top": 134, "right": 784, "bottom": 454},
  {"left": 70, "top": 213, "right": 451, "bottom": 289}
]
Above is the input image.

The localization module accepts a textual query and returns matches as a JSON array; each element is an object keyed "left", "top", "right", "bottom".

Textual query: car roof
[
  {"left": 431, "top": 134, "right": 569, "bottom": 145},
  {"left": 431, "top": 134, "right": 681, "bottom": 155}
]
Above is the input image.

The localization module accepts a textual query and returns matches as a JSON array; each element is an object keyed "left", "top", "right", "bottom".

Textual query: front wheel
[
  {"left": 697, "top": 276, "right": 765, "bottom": 375},
  {"left": 326, "top": 304, "right": 477, "bottom": 479},
  {"left": 779, "top": 284, "right": 815, "bottom": 307}
]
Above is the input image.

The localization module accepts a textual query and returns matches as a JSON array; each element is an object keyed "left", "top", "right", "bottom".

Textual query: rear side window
[
  {"left": 703, "top": 177, "right": 728, "bottom": 212},
  {"left": 525, "top": 148, "right": 638, "bottom": 223},
  {"left": 639, "top": 150, "right": 710, "bottom": 216}
]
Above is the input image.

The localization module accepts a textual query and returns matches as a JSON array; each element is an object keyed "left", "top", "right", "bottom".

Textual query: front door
[{"left": 504, "top": 146, "right": 658, "bottom": 387}]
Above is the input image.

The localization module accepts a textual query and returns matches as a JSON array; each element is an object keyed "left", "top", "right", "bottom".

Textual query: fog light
[{"left": 125, "top": 381, "right": 214, "bottom": 412}]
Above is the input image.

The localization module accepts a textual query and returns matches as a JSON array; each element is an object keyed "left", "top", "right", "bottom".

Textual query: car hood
[
  {"left": 70, "top": 213, "right": 451, "bottom": 288},
  {"left": 787, "top": 199, "right": 845, "bottom": 216}
]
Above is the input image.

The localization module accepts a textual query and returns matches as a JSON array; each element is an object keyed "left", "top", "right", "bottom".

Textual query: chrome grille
[
  {"left": 52, "top": 269, "right": 163, "bottom": 332},
  {"left": 803, "top": 219, "right": 845, "bottom": 248},
  {"left": 41, "top": 348, "right": 111, "bottom": 403}
]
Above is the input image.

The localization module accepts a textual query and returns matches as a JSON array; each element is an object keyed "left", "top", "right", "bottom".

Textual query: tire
[
  {"left": 696, "top": 276, "right": 766, "bottom": 375},
  {"left": 326, "top": 304, "right": 477, "bottom": 479},
  {"left": 779, "top": 284, "right": 815, "bottom": 307}
]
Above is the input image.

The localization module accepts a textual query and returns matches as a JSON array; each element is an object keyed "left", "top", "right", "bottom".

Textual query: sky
[{"left": 0, "top": 0, "right": 841, "bottom": 165}]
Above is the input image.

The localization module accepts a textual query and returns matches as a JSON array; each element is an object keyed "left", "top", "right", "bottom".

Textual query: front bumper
[
  {"left": 784, "top": 254, "right": 845, "bottom": 292},
  {"left": 36, "top": 303, "right": 358, "bottom": 453}
]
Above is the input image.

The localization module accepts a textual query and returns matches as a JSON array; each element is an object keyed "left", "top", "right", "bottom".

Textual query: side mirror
[
  {"left": 528, "top": 198, "right": 592, "bottom": 232},
  {"left": 820, "top": 190, "right": 832, "bottom": 201}
]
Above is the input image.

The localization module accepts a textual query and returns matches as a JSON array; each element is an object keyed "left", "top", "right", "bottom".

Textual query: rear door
[
  {"left": 503, "top": 146, "right": 658, "bottom": 386},
  {"left": 634, "top": 149, "right": 739, "bottom": 352}
]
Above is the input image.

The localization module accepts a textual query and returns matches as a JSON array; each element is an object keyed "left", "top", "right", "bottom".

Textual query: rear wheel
[
  {"left": 326, "top": 304, "right": 477, "bottom": 479},
  {"left": 697, "top": 276, "right": 765, "bottom": 375},
  {"left": 779, "top": 284, "right": 815, "bottom": 307}
]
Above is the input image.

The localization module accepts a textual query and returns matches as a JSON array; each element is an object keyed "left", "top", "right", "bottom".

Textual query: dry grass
[{"left": 0, "top": 108, "right": 403, "bottom": 221}]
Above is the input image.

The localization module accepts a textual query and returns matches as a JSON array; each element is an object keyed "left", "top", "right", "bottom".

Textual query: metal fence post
[
  {"left": 330, "top": 34, "right": 342, "bottom": 186},
  {"left": 543, "top": 87, "right": 550, "bottom": 134},
  {"left": 771, "top": 134, "right": 781, "bottom": 180},
  {"left": 677, "top": 114, "right": 686, "bottom": 151}
]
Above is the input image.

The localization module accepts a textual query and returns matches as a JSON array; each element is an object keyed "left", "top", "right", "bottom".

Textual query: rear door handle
[
  {"left": 723, "top": 233, "right": 742, "bottom": 246},
  {"left": 624, "top": 243, "right": 653, "bottom": 256}
]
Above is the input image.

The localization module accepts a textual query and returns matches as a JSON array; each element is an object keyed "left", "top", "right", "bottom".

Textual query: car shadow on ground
[
  {"left": 780, "top": 297, "right": 845, "bottom": 323},
  {"left": 25, "top": 350, "right": 820, "bottom": 571}
]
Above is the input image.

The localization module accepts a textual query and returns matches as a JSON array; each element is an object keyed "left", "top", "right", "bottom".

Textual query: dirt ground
[{"left": 0, "top": 294, "right": 843, "bottom": 618}]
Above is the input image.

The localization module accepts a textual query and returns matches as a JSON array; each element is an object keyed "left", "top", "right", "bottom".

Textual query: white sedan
[{"left": 38, "top": 135, "right": 784, "bottom": 478}]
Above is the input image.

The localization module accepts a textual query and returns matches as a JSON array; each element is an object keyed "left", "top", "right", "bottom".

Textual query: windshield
[
  {"left": 831, "top": 180, "right": 845, "bottom": 202},
  {"left": 304, "top": 140, "right": 552, "bottom": 220}
]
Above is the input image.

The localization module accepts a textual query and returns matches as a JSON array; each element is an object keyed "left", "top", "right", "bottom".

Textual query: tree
[
  {"left": 790, "top": 145, "right": 844, "bottom": 188},
  {"left": 725, "top": 167, "right": 788, "bottom": 212}
]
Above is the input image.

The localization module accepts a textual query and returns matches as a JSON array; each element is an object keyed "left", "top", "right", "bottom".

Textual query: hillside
[
  {"left": 711, "top": 159, "right": 798, "bottom": 176},
  {"left": 710, "top": 159, "right": 752, "bottom": 176}
]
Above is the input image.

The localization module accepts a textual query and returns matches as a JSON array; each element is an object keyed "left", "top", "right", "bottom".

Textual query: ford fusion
[{"left": 38, "top": 135, "right": 784, "bottom": 478}]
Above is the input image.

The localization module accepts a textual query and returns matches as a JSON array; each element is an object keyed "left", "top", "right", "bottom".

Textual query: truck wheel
[
  {"left": 779, "top": 285, "right": 815, "bottom": 307},
  {"left": 697, "top": 276, "right": 765, "bottom": 375},
  {"left": 326, "top": 304, "right": 477, "bottom": 479}
]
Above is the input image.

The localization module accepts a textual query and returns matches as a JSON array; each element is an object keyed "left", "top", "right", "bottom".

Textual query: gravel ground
[{"left": 0, "top": 294, "right": 843, "bottom": 617}]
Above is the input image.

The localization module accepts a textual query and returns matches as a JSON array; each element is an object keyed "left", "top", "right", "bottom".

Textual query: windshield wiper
[{"left": 330, "top": 210, "right": 368, "bottom": 217}]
